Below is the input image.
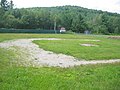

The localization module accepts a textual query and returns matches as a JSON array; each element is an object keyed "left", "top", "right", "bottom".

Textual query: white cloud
[{"left": 9, "top": 0, "right": 120, "bottom": 13}]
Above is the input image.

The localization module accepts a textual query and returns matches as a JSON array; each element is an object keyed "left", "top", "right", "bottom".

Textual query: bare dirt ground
[
  {"left": 0, "top": 38, "right": 120, "bottom": 68},
  {"left": 108, "top": 36, "right": 120, "bottom": 39}
]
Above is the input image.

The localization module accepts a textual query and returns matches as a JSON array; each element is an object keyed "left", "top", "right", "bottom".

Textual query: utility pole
[
  {"left": 10, "top": 0, "right": 13, "bottom": 9},
  {"left": 54, "top": 19, "right": 57, "bottom": 34}
]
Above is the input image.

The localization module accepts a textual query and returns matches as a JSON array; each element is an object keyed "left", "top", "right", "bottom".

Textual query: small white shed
[{"left": 60, "top": 27, "right": 66, "bottom": 33}]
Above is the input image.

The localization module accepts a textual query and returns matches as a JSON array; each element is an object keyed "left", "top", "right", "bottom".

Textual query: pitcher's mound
[{"left": 80, "top": 44, "right": 99, "bottom": 47}]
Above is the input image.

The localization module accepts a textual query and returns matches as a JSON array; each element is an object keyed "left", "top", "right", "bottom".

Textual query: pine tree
[
  {"left": 71, "top": 14, "right": 86, "bottom": 33},
  {"left": 0, "top": 0, "right": 9, "bottom": 11}
]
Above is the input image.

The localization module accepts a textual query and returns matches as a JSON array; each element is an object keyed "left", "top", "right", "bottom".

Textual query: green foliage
[
  {"left": 114, "top": 27, "right": 119, "bottom": 34},
  {"left": 0, "top": 0, "right": 9, "bottom": 11},
  {"left": 0, "top": 5, "right": 120, "bottom": 34},
  {"left": 71, "top": 14, "right": 86, "bottom": 33},
  {"left": 0, "top": 29, "right": 61, "bottom": 33},
  {"left": 64, "top": 30, "right": 75, "bottom": 34}
]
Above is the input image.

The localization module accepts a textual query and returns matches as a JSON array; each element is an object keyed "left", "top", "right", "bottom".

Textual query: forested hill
[{"left": 0, "top": 5, "right": 120, "bottom": 34}]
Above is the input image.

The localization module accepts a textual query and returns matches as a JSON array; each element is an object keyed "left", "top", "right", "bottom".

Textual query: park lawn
[
  {"left": 33, "top": 38, "right": 120, "bottom": 60},
  {"left": 0, "top": 49, "right": 120, "bottom": 90},
  {"left": 0, "top": 33, "right": 106, "bottom": 42},
  {"left": 0, "top": 34, "right": 120, "bottom": 90}
]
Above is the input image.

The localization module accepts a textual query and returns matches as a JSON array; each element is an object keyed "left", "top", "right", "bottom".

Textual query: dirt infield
[{"left": 0, "top": 38, "right": 120, "bottom": 68}]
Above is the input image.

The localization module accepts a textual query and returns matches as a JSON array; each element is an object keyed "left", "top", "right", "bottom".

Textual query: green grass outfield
[
  {"left": 33, "top": 38, "right": 120, "bottom": 60},
  {"left": 0, "top": 34, "right": 120, "bottom": 90}
]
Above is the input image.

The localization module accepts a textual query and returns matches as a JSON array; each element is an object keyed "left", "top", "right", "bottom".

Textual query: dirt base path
[{"left": 0, "top": 38, "right": 120, "bottom": 68}]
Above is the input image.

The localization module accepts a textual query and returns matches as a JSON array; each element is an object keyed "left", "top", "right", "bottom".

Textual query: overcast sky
[{"left": 9, "top": 0, "right": 120, "bottom": 13}]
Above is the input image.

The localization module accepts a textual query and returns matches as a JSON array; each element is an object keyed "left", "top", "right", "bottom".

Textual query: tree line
[{"left": 0, "top": 0, "right": 120, "bottom": 34}]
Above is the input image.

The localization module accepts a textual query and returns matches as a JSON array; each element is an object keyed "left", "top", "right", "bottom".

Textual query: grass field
[
  {"left": 0, "top": 33, "right": 106, "bottom": 42},
  {"left": 0, "top": 34, "right": 120, "bottom": 90},
  {"left": 33, "top": 38, "right": 120, "bottom": 60}
]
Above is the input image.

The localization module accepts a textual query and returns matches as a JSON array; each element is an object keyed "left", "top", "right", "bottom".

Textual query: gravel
[{"left": 0, "top": 38, "right": 120, "bottom": 68}]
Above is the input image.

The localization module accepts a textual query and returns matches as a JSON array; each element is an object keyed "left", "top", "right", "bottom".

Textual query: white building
[{"left": 60, "top": 27, "right": 66, "bottom": 33}]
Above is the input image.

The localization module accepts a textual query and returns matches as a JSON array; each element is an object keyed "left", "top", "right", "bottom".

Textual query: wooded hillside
[{"left": 0, "top": 4, "right": 120, "bottom": 34}]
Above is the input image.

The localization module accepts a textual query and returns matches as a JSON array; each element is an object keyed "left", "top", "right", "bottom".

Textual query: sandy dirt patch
[{"left": 80, "top": 44, "right": 99, "bottom": 47}]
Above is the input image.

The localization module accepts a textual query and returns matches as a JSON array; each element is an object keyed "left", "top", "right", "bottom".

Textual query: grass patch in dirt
[{"left": 33, "top": 38, "right": 120, "bottom": 60}]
